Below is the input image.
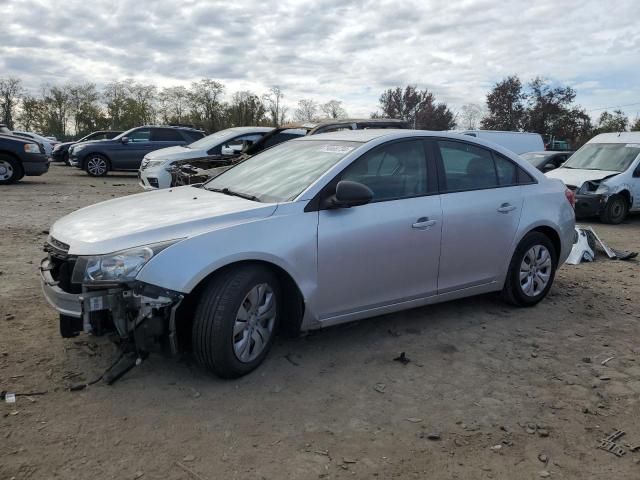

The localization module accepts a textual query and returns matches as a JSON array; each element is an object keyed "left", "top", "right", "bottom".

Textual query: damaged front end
[
  {"left": 168, "top": 155, "right": 238, "bottom": 187},
  {"left": 570, "top": 175, "right": 617, "bottom": 217},
  {"left": 40, "top": 237, "right": 184, "bottom": 356}
]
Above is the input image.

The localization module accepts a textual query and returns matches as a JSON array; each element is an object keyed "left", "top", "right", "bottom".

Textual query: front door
[{"left": 316, "top": 139, "right": 442, "bottom": 321}]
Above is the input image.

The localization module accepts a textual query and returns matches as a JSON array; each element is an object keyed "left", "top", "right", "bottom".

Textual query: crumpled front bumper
[{"left": 575, "top": 193, "right": 606, "bottom": 218}]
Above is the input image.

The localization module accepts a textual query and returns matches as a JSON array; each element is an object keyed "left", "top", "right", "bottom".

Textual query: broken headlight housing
[{"left": 71, "top": 240, "right": 180, "bottom": 284}]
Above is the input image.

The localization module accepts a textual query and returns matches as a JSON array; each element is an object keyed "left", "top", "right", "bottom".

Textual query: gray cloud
[{"left": 1, "top": 0, "right": 639, "bottom": 119}]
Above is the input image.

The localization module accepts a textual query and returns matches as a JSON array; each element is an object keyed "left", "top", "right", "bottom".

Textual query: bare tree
[
  {"left": 294, "top": 98, "right": 319, "bottom": 123},
  {"left": 262, "top": 86, "right": 287, "bottom": 127},
  {"left": 321, "top": 100, "right": 347, "bottom": 119},
  {"left": 458, "top": 104, "right": 483, "bottom": 129},
  {"left": 188, "top": 79, "right": 225, "bottom": 132},
  {"left": 0, "top": 77, "right": 23, "bottom": 129}
]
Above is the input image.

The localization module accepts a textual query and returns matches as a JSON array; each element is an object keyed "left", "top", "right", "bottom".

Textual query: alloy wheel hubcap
[
  {"left": 233, "top": 283, "right": 276, "bottom": 363},
  {"left": 87, "top": 157, "right": 107, "bottom": 175},
  {"left": 520, "top": 245, "right": 552, "bottom": 297},
  {"left": 0, "top": 160, "right": 13, "bottom": 181}
]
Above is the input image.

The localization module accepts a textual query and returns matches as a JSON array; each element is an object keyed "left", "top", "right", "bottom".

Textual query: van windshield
[{"left": 563, "top": 143, "right": 640, "bottom": 172}]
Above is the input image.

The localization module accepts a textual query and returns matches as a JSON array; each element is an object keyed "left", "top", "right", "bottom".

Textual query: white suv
[{"left": 139, "top": 126, "right": 273, "bottom": 189}]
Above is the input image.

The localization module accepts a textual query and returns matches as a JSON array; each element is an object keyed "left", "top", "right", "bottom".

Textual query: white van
[
  {"left": 458, "top": 130, "right": 544, "bottom": 155},
  {"left": 546, "top": 132, "right": 640, "bottom": 224}
]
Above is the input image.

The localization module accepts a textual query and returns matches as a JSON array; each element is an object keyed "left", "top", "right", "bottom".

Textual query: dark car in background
[
  {"left": 520, "top": 151, "right": 574, "bottom": 172},
  {"left": 51, "top": 130, "right": 122, "bottom": 164},
  {"left": 69, "top": 125, "right": 205, "bottom": 176},
  {"left": 0, "top": 133, "right": 49, "bottom": 184}
]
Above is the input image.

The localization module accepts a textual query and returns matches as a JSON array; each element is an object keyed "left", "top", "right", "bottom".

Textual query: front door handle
[
  {"left": 412, "top": 217, "right": 437, "bottom": 229},
  {"left": 497, "top": 203, "right": 516, "bottom": 214}
]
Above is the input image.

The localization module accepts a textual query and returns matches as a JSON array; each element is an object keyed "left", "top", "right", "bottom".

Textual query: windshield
[
  {"left": 563, "top": 143, "right": 640, "bottom": 172},
  {"left": 188, "top": 128, "right": 265, "bottom": 150},
  {"left": 205, "top": 140, "right": 361, "bottom": 203},
  {"left": 113, "top": 128, "right": 139, "bottom": 141}
]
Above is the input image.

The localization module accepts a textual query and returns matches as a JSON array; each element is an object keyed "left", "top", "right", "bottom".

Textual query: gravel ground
[{"left": 1, "top": 164, "right": 640, "bottom": 479}]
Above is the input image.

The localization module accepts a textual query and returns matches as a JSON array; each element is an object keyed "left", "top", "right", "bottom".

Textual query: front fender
[{"left": 136, "top": 203, "right": 318, "bottom": 303}]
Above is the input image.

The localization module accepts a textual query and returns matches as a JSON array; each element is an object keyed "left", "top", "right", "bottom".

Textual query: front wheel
[
  {"left": 502, "top": 232, "right": 557, "bottom": 307},
  {"left": 192, "top": 266, "right": 280, "bottom": 378},
  {"left": 85, "top": 155, "right": 109, "bottom": 176},
  {"left": 0, "top": 155, "right": 22, "bottom": 184},
  {"left": 599, "top": 194, "right": 628, "bottom": 224}
]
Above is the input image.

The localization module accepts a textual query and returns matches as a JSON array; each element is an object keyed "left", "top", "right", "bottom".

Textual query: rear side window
[
  {"left": 183, "top": 130, "right": 205, "bottom": 142},
  {"left": 264, "top": 132, "right": 303, "bottom": 148},
  {"left": 438, "top": 140, "right": 497, "bottom": 191},
  {"left": 493, "top": 154, "right": 517, "bottom": 186},
  {"left": 152, "top": 128, "right": 184, "bottom": 141}
]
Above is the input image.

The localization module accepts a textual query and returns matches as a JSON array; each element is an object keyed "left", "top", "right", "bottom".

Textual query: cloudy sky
[{"left": 1, "top": 0, "right": 639, "bottom": 120}]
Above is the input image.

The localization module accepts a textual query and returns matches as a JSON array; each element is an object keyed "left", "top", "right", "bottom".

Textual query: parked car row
[{"left": 51, "top": 130, "right": 122, "bottom": 164}]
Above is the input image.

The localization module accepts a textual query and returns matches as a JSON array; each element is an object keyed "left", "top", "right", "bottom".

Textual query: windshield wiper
[{"left": 209, "top": 187, "right": 259, "bottom": 202}]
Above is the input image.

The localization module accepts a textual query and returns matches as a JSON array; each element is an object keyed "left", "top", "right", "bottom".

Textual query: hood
[
  {"left": 545, "top": 167, "right": 620, "bottom": 187},
  {"left": 145, "top": 145, "right": 208, "bottom": 163},
  {"left": 50, "top": 186, "right": 277, "bottom": 255}
]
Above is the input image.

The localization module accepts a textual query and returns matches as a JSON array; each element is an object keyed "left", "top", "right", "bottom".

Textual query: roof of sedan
[{"left": 295, "top": 128, "right": 477, "bottom": 143}]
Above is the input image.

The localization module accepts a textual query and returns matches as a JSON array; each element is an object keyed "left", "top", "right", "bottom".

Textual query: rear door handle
[
  {"left": 497, "top": 203, "right": 516, "bottom": 213},
  {"left": 412, "top": 217, "right": 437, "bottom": 229}
]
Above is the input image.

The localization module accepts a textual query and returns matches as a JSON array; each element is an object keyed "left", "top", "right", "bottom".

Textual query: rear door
[
  {"left": 150, "top": 128, "right": 188, "bottom": 153},
  {"left": 316, "top": 139, "right": 442, "bottom": 321},
  {"left": 435, "top": 139, "right": 523, "bottom": 293}
]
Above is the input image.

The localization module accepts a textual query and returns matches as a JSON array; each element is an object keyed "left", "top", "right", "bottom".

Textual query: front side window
[
  {"left": 205, "top": 140, "right": 361, "bottom": 203},
  {"left": 439, "top": 140, "right": 498, "bottom": 191},
  {"left": 128, "top": 129, "right": 151, "bottom": 142},
  {"left": 562, "top": 143, "right": 640, "bottom": 172},
  {"left": 339, "top": 140, "right": 429, "bottom": 201}
]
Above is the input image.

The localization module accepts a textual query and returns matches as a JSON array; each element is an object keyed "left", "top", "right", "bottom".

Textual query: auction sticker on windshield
[{"left": 317, "top": 145, "right": 355, "bottom": 154}]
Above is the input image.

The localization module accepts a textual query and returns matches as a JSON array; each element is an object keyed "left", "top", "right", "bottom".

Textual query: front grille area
[{"left": 44, "top": 237, "right": 81, "bottom": 293}]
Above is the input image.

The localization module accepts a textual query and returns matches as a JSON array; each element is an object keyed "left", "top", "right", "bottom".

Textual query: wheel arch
[
  {"left": 528, "top": 225, "right": 561, "bottom": 263},
  {"left": 174, "top": 259, "right": 306, "bottom": 352}
]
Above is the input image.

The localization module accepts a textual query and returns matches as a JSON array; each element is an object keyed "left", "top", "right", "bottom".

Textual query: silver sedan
[{"left": 41, "top": 130, "right": 576, "bottom": 378}]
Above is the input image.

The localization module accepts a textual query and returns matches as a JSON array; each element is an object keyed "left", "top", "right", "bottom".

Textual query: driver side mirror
[
  {"left": 324, "top": 180, "right": 374, "bottom": 209},
  {"left": 121, "top": 136, "right": 129, "bottom": 144},
  {"left": 633, "top": 165, "right": 640, "bottom": 178}
]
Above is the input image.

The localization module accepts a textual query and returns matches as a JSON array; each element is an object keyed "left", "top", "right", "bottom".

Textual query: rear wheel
[
  {"left": 502, "top": 232, "right": 557, "bottom": 307},
  {"left": 599, "top": 194, "right": 628, "bottom": 224},
  {"left": 192, "top": 265, "right": 280, "bottom": 378},
  {"left": 0, "top": 155, "right": 22, "bottom": 184},
  {"left": 85, "top": 154, "right": 109, "bottom": 176}
]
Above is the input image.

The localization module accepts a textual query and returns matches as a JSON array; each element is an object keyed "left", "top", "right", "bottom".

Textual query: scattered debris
[
  {"left": 426, "top": 433, "right": 441, "bottom": 441},
  {"left": 406, "top": 417, "right": 423, "bottom": 423},
  {"left": 538, "top": 453, "right": 548, "bottom": 463},
  {"left": 490, "top": 444, "right": 502, "bottom": 451},
  {"left": 393, "top": 352, "right": 410, "bottom": 365},
  {"left": 183, "top": 454, "right": 196, "bottom": 462},
  {"left": 582, "top": 357, "right": 592, "bottom": 363},
  {"left": 175, "top": 461, "right": 209, "bottom": 480},
  {"left": 598, "top": 430, "right": 627, "bottom": 457},
  {"left": 539, "top": 470, "right": 550, "bottom": 478},
  {"left": 343, "top": 457, "right": 357, "bottom": 464},
  {"left": 538, "top": 429, "right": 550, "bottom": 438},
  {"left": 374, "top": 383, "right": 386, "bottom": 394},
  {"left": 284, "top": 354, "right": 300, "bottom": 366},
  {"left": 599, "top": 376, "right": 611, "bottom": 381},
  {"left": 601, "top": 356, "right": 615, "bottom": 366},
  {"left": 567, "top": 226, "right": 638, "bottom": 264}
]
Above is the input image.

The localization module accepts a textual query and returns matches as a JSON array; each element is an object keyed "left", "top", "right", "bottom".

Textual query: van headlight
[
  {"left": 595, "top": 183, "right": 610, "bottom": 195},
  {"left": 72, "top": 240, "right": 181, "bottom": 284}
]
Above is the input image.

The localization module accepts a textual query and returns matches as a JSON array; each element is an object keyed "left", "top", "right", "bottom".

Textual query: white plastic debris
[
  {"left": 566, "top": 228, "right": 594, "bottom": 265},
  {"left": 5, "top": 393, "right": 16, "bottom": 404}
]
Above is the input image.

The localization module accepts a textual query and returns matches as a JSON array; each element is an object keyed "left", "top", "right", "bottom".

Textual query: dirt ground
[{"left": 1, "top": 163, "right": 640, "bottom": 480}]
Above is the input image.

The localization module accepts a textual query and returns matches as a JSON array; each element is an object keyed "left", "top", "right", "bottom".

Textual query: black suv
[
  {"left": 51, "top": 130, "right": 122, "bottom": 164},
  {"left": 69, "top": 125, "right": 205, "bottom": 176},
  {"left": 0, "top": 130, "right": 49, "bottom": 184}
]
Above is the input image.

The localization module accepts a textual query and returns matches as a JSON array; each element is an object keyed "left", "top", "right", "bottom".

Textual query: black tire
[
  {"left": 84, "top": 154, "right": 110, "bottom": 177},
  {"left": 502, "top": 232, "right": 557, "bottom": 307},
  {"left": 0, "top": 154, "right": 22, "bottom": 185},
  {"left": 599, "top": 194, "right": 628, "bottom": 224},
  {"left": 192, "top": 265, "right": 281, "bottom": 378}
]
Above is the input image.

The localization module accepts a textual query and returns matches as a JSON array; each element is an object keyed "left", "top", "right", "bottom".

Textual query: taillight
[{"left": 565, "top": 188, "right": 576, "bottom": 208}]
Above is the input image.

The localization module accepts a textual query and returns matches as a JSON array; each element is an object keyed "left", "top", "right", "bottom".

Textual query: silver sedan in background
[{"left": 41, "top": 130, "right": 576, "bottom": 379}]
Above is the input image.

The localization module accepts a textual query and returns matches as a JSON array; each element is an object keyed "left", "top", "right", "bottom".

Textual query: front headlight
[
  {"left": 73, "top": 145, "right": 85, "bottom": 153},
  {"left": 24, "top": 143, "right": 40, "bottom": 153},
  {"left": 145, "top": 160, "right": 166, "bottom": 170},
  {"left": 53, "top": 144, "right": 62, "bottom": 152},
  {"left": 71, "top": 240, "right": 180, "bottom": 284}
]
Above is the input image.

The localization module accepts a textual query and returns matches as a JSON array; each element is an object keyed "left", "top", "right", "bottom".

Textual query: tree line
[{"left": 1, "top": 76, "right": 638, "bottom": 145}]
